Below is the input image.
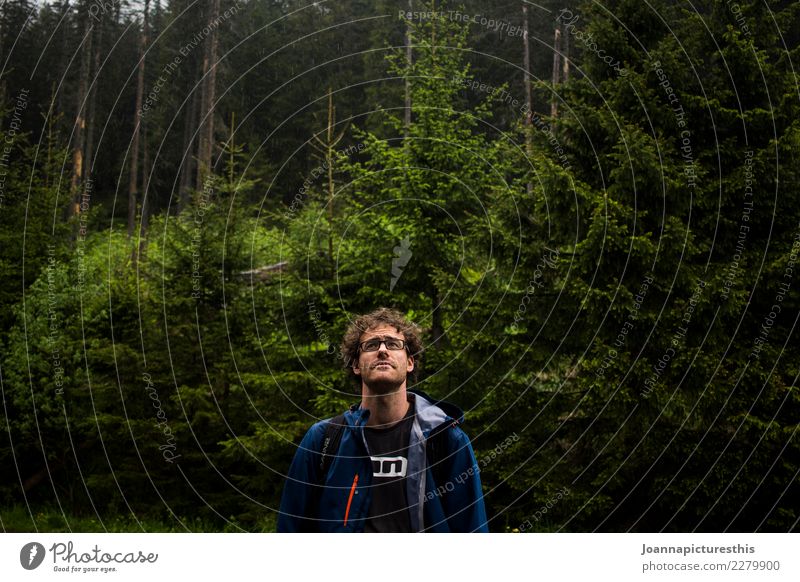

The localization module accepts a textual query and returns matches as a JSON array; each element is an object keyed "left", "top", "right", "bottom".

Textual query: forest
[{"left": 0, "top": 0, "right": 798, "bottom": 532}]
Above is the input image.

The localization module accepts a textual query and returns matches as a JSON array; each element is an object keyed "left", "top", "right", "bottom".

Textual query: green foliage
[{"left": 1, "top": 0, "right": 797, "bottom": 533}]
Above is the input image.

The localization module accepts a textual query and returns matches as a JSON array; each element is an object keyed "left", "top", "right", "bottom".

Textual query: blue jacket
[{"left": 277, "top": 390, "right": 488, "bottom": 532}]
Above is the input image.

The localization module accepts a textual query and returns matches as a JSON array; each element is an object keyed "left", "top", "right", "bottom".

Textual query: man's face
[{"left": 353, "top": 324, "right": 414, "bottom": 393}]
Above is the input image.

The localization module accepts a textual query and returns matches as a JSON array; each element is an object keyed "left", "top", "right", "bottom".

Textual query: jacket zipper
[{"left": 343, "top": 473, "right": 359, "bottom": 527}]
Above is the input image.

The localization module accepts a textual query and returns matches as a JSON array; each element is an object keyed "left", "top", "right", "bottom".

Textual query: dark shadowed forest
[{"left": 1, "top": 0, "right": 798, "bottom": 532}]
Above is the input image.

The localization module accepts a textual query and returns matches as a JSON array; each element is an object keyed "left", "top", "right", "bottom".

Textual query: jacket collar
[{"left": 341, "top": 388, "right": 464, "bottom": 436}]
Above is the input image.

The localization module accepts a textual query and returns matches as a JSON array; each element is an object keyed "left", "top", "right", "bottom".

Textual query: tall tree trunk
[
  {"left": 311, "top": 88, "right": 345, "bottom": 270},
  {"left": 404, "top": 0, "right": 412, "bottom": 138},
  {"left": 55, "top": 0, "right": 72, "bottom": 132},
  {"left": 227, "top": 111, "right": 235, "bottom": 191},
  {"left": 196, "top": 3, "right": 210, "bottom": 188},
  {"left": 325, "top": 92, "right": 335, "bottom": 263},
  {"left": 127, "top": 0, "right": 149, "bottom": 240},
  {"left": 139, "top": 106, "right": 151, "bottom": 259},
  {"left": 45, "top": 82, "right": 58, "bottom": 189},
  {"left": 84, "top": 15, "right": 104, "bottom": 183},
  {"left": 70, "top": 10, "right": 93, "bottom": 215},
  {"left": 522, "top": 4, "right": 533, "bottom": 197},
  {"left": 562, "top": 27, "right": 570, "bottom": 82},
  {"left": 196, "top": 0, "right": 220, "bottom": 189},
  {"left": 551, "top": 26, "right": 562, "bottom": 118},
  {"left": 0, "top": 5, "right": 4, "bottom": 108},
  {"left": 431, "top": 286, "right": 443, "bottom": 345},
  {"left": 179, "top": 82, "right": 200, "bottom": 210}
]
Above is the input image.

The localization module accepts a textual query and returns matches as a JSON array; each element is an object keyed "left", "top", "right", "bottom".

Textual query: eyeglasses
[{"left": 358, "top": 337, "right": 406, "bottom": 352}]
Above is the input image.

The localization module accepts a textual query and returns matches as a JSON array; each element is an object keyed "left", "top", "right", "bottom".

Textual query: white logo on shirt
[{"left": 371, "top": 456, "right": 407, "bottom": 477}]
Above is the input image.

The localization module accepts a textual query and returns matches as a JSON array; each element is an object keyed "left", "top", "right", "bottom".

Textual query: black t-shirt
[{"left": 363, "top": 404, "right": 415, "bottom": 532}]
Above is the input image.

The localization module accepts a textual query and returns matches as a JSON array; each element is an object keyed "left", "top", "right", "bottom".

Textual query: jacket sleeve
[
  {"left": 442, "top": 428, "right": 489, "bottom": 533},
  {"left": 277, "top": 422, "right": 325, "bottom": 532}
]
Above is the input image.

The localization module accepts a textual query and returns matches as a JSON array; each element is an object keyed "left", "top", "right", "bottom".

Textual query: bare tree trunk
[
  {"left": 430, "top": 0, "right": 436, "bottom": 59},
  {"left": 45, "top": 82, "right": 58, "bottom": 189},
  {"left": 431, "top": 288, "right": 443, "bottom": 345},
  {"left": 227, "top": 111, "right": 235, "bottom": 190},
  {"left": 551, "top": 27, "right": 562, "bottom": 118},
  {"left": 196, "top": 0, "right": 220, "bottom": 189},
  {"left": 0, "top": 6, "right": 4, "bottom": 108},
  {"left": 179, "top": 83, "right": 199, "bottom": 210},
  {"left": 325, "top": 93, "right": 334, "bottom": 262},
  {"left": 196, "top": 9, "right": 210, "bottom": 190},
  {"left": 55, "top": 1, "right": 72, "bottom": 131},
  {"left": 311, "top": 88, "right": 345, "bottom": 269},
  {"left": 562, "top": 27, "right": 570, "bottom": 82},
  {"left": 203, "top": 0, "right": 220, "bottom": 170},
  {"left": 522, "top": 4, "right": 533, "bottom": 197},
  {"left": 127, "top": 0, "right": 149, "bottom": 240},
  {"left": 404, "top": 0, "right": 412, "bottom": 138},
  {"left": 84, "top": 16, "right": 104, "bottom": 182},
  {"left": 143, "top": 123, "right": 150, "bottom": 200},
  {"left": 139, "top": 106, "right": 151, "bottom": 259},
  {"left": 70, "top": 11, "right": 93, "bottom": 215}
]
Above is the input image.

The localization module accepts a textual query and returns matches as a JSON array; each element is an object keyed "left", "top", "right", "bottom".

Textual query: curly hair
[{"left": 341, "top": 307, "right": 424, "bottom": 388}]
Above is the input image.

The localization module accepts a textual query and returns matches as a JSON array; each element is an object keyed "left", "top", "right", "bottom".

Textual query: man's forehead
[{"left": 360, "top": 324, "right": 403, "bottom": 340}]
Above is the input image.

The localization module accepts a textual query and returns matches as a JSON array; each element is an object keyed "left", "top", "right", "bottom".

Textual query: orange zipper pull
[{"left": 343, "top": 473, "right": 359, "bottom": 526}]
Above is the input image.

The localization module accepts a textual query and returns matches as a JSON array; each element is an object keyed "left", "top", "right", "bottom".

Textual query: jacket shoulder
[
  {"left": 296, "top": 419, "right": 330, "bottom": 453},
  {"left": 438, "top": 422, "right": 476, "bottom": 458}
]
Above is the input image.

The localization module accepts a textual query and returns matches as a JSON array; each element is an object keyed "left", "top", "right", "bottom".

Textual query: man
[{"left": 277, "top": 307, "right": 488, "bottom": 532}]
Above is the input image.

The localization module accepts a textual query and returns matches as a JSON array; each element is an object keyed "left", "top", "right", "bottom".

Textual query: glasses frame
[{"left": 358, "top": 336, "right": 407, "bottom": 353}]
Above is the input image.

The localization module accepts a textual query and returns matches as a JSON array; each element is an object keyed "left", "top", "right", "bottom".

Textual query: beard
[
  {"left": 364, "top": 376, "right": 405, "bottom": 394},
  {"left": 362, "top": 362, "right": 406, "bottom": 395}
]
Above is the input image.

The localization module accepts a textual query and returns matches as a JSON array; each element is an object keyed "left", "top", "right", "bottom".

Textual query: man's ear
[
  {"left": 406, "top": 355, "right": 414, "bottom": 373},
  {"left": 352, "top": 358, "right": 361, "bottom": 376}
]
